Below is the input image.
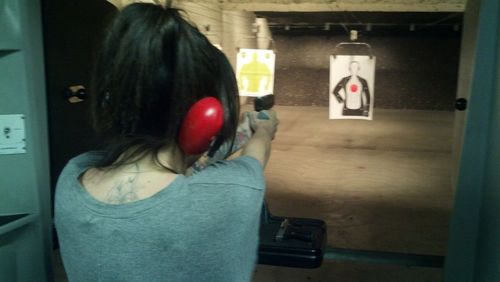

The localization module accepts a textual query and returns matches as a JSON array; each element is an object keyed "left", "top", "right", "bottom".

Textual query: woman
[{"left": 54, "top": 3, "right": 278, "bottom": 281}]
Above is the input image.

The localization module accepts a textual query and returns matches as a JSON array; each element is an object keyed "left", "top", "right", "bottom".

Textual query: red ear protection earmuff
[{"left": 178, "top": 97, "right": 224, "bottom": 155}]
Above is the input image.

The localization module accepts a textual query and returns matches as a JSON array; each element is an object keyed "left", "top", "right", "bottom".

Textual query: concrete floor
[
  {"left": 264, "top": 106, "right": 453, "bottom": 255},
  {"left": 53, "top": 251, "right": 443, "bottom": 282},
  {"left": 254, "top": 263, "right": 442, "bottom": 282},
  {"left": 54, "top": 106, "right": 453, "bottom": 281}
]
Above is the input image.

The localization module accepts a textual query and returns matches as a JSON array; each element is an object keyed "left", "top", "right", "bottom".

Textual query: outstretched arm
[
  {"left": 189, "top": 110, "right": 278, "bottom": 172},
  {"left": 242, "top": 110, "right": 279, "bottom": 168},
  {"left": 189, "top": 112, "right": 253, "bottom": 173}
]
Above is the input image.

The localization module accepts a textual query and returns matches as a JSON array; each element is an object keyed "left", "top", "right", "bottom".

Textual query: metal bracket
[{"left": 332, "top": 42, "right": 374, "bottom": 59}]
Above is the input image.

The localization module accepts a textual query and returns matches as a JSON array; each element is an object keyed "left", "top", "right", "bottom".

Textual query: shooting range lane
[{"left": 247, "top": 105, "right": 453, "bottom": 255}]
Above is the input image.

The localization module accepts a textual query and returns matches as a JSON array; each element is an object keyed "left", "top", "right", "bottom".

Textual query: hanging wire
[
  {"left": 178, "top": 8, "right": 261, "bottom": 32},
  {"left": 322, "top": 1, "right": 350, "bottom": 37},
  {"left": 177, "top": 2, "right": 261, "bottom": 27},
  {"left": 416, "top": 12, "right": 462, "bottom": 31},
  {"left": 348, "top": 12, "right": 363, "bottom": 26}
]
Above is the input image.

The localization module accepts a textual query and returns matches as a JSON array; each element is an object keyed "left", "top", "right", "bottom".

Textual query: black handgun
[
  {"left": 254, "top": 95, "right": 275, "bottom": 120},
  {"left": 254, "top": 95, "right": 275, "bottom": 112}
]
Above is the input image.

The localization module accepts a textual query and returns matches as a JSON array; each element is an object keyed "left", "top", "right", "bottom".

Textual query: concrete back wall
[{"left": 272, "top": 34, "right": 460, "bottom": 110}]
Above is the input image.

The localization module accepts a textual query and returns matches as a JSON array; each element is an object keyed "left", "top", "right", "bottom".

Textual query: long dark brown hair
[{"left": 90, "top": 3, "right": 239, "bottom": 169}]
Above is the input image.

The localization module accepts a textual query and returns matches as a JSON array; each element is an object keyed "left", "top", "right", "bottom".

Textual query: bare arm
[
  {"left": 242, "top": 110, "right": 278, "bottom": 168},
  {"left": 188, "top": 110, "right": 278, "bottom": 173},
  {"left": 189, "top": 112, "right": 253, "bottom": 173},
  {"left": 242, "top": 127, "right": 273, "bottom": 168}
]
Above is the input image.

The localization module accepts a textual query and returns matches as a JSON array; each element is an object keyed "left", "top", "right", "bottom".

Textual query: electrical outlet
[{"left": 0, "top": 114, "right": 26, "bottom": 155}]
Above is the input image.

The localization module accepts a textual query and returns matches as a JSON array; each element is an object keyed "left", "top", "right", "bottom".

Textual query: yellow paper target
[{"left": 236, "top": 49, "right": 275, "bottom": 97}]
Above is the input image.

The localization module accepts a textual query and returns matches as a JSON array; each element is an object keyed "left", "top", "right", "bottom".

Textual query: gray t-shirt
[{"left": 54, "top": 152, "right": 265, "bottom": 282}]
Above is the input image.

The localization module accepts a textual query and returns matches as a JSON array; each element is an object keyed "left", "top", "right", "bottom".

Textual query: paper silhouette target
[
  {"left": 330, "top": 55, "right": 375, "bottom": 120},
  {"left": 236, "top": 49, "right": 275, "bottom": 97}
]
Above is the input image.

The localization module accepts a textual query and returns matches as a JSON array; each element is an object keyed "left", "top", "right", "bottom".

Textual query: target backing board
[{"left": 329, "top": 55, "right": 376, "bottom": 120}]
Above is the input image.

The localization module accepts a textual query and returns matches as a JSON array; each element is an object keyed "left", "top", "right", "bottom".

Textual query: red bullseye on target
[{"left": 350, "top": 84, "right": 358, "bottom": 92}]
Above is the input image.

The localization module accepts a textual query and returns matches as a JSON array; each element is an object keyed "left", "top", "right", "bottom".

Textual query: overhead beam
[
  {"left": 221, "top": 0, "right": 466, "bottom": 12},
  {"left": 112, "top": 1, "right": 466, "bottom": 12}
]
